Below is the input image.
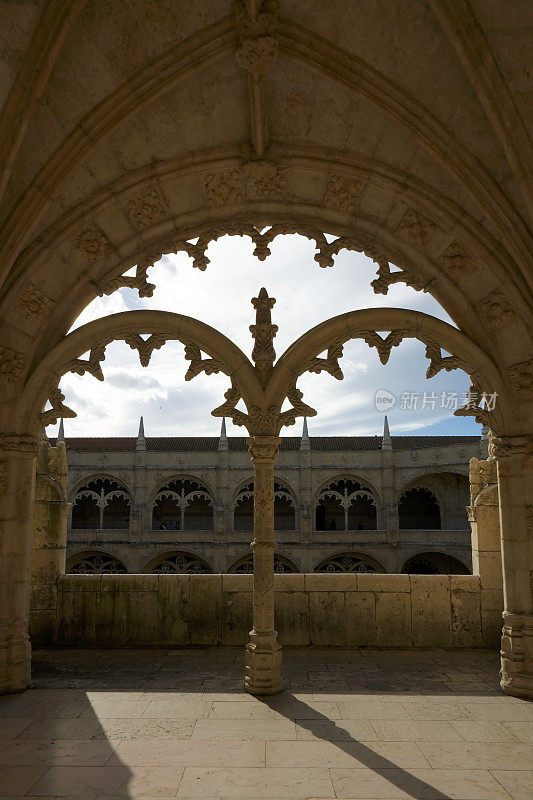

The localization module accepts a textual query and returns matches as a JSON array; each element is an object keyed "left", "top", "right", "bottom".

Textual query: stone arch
[
  {"left": 143, "top": 551, "right": 213, "bottom": 575},
  {"left": 397, "top": 471, "right": 471, "bottom": 531},
  {"left": 150, "top": 475, "right": 215, "bottom": 532},
  {"left": 313, "top": 474, "right": 379, "bottom": 532},
  {"left": 314, "top": 552, "right": 386, "bottom": 574},
  {"left": 231, "top": 476, "right": 298, "bottom": 532},
  {"left": 401, "top": 551, "right": 470, "bottom": 575},
  {"left": 66, "top": 549, "right": 128, "bottom": 575},
  {"left": 68, "top": 471, "right": 134, "bottom": 503},
  {"left": 70, "top": 476, "right": 131, "bottom": 531},
  {"left": 398, "top": 487, "right": 442, "bottom": 531},
  {"left": 228, "top": 552, "right": 299, "bottom": 574}
]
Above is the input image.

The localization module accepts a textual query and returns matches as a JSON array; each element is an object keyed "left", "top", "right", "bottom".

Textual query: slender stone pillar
[
  {"left": 493, "top": 435, "right": 533, "bottom": 699},
  {"left": 0, "top": 434, "right": 39, "bottom": 694},
  {"left": 245, "top": 434, "right": 282, "bottom": 695}
]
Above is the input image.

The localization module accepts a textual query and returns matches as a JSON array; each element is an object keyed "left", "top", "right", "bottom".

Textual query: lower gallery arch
[
  {"left": 228, "top": 552, "right": 299, "bottom": 574},
  {"left": 401, "top": 552, "right": 470, "bottom": 575},
  {"left": 314, "top": 552, "right": 386, "bottom": 574},
  {"left": 66, "top": 550, "right": 128, "bottom": 574},
  {"left": 144, "top": 551, "right": 213, "bottom": 574}
]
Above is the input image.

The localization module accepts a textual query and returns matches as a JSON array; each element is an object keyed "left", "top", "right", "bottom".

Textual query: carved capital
[
  {"left": 0, "top": 434, "right": 40, "bottom": 456},
  {"left": 490, "top": 434, "right": 532, "bottom": 461},
  {"left": 248, "top": 435, "right": 280, "bottom": 461}
]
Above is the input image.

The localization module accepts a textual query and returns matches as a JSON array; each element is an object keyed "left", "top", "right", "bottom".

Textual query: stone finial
[
  {"left": 250, "top": 287, "right": 278, "bottom": 385},
  {"left": 56, "top": 418, "right": 65, "bottom": 445},
  {"left": 136, "top": 416, "right": 146, "bottom": 451},
  {"left": 218, "top": 417, "right": 229, "bottom": 451},
  {"left": 300, "top": 417, "right": 311, "bottom": 451},
  {"left": 382, "top": 415, "right": 392, "bottom": 450}
]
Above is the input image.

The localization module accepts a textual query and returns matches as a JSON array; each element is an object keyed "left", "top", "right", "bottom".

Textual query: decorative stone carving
[
  {"left": 122, "top": 333, "right": 168, "bottom": 367},
  {"left": 423, "top": 338, "right": 468, "bottom": 379},
  {"left": 0, "top": 346, "right": 25, "bottom": 382},
  {"left": 205, "top": 170, "right": 245, "bottom": 207},
  {"left": 75, "top": 225, "right": 111, "bottom": 261},
  {"left": 65, "top": 342, "right": 107, "bottom": 381},
  {"left": 182, "top": 340, "right": 228, "bottom": 381},
  {"left": 41, "top": 386, "right": 77, "bottom": 427},
  {"left": 126, "top": 189, "right": 166, "bottom": 229},
  {"left": 489, "top": 434, "right": 532, "bottom": 460},
  {"left": 477, "top": 289, "right": 516, "bottom": 328},
  {"left": 14, "top": 283, "right": 56, "bottom": 320},
  {"left": 454, "top": 384, "right": 491, "bottom": 427},
  {"left": 371, "top": 259, "right": 427, "bottom": 295},
  {"left": 324, "top": 174, "right": 362, "bottom": 212},
  {"left": 302, "top": 341, "right": 345, "bottom": 380},
  {"left": 250, "top": 287, "right": 278, "bottom": 384},
  {"left": 436, "top": 240, "right": 474, "bottom": 282},
  {"left": 244, "top": 161, "right": 286, "bottom": 199},
  {"left": 506, "top": 358, "right": 533, "bottom": 398},
  {"left": 235, "top": 0, "right": 279, "bottom": 74},
  {"left": 395, "top": 208, "right": 437, "bottom": 246},
  {"left": 0, "top": 434, "right": 39, "bottom": 454}
]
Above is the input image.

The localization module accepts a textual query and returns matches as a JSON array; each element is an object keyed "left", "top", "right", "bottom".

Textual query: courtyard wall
[{"left": 55, "top": 573, "right": 499, "bottom": 649}]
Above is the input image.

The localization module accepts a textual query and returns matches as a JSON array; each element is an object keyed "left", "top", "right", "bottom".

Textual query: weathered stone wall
[{"left": 55, "top": 573, "right": 499, "bottom": 649}]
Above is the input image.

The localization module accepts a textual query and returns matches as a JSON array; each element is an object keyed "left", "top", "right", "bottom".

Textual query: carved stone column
[
  {"left": 30, "top": 438, "right": 70, "bottom": 646},
  {"left": 0, "top": 433, "right": 39, "bottom": 694},
  {"left": 468, "top": 454, "right": 503, "bottom": 646},
  {"left": 493, "top": 435, "right": 533, "bottom": 699},
  {"left": 245, "top": 434, "right": 282, "bottom": 695}
]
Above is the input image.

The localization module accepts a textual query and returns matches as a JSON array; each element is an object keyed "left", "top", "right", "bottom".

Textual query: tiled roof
[{"left": 59, "top": 435, "right": 480, "bottom": 453}]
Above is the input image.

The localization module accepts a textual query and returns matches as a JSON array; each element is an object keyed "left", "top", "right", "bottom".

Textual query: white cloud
[{"left": 50, "top": 234, "right": 481, "bottom": 439}]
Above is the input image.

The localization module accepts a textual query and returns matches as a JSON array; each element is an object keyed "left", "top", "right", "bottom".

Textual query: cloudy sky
[{"left": 46, "top": 233, "right": 482, "bottom": 440}]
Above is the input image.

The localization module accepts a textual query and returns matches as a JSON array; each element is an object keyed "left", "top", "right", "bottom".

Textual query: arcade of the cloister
[
  {"left": 62, "top": 419, "right": 475, "bottom": 577},
  {"left": 0, "top": 0, "right": 531, "bottom": 745}
]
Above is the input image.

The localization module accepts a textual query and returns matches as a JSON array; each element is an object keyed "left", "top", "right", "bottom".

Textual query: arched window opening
[
  {"left": 67, "top": 551, "right": 127, "bottom": 574},
  {"left": 71, "top": 478, "right": 131, "bottom": 530},
  {"left": 229, "top": 553, "right": 299, "bottom": 574},
  {"left": 147, "top": 552, "right": 213, "bottom": 574},
  {"left": 399, "top": 487, "right": 441, "bottom": 529},
  {"left": 233, "top": 482, "right": 254, "bottom": 531},
  {"left": 315, "top": 479, "right": 377, "bottom": 531},
  {"left": 233, "top": 481, "right": 297, "bottom": 531},
  {"left": 152, "top": 478, "right": 213, "bottom": 531},
  {"left": 401, "top": 552, "right": 470, "bottom": 575},
  {"left": 315, "top": 552, "right": 385, "bottom": 573}
]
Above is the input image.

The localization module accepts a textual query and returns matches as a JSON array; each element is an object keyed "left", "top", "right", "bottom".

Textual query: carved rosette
[
  {"left": 395, "top": 208, "right": 438, "bottom": 247},
  {"left": 75, "top": 225, "right": 112, "bottom": 262},
  {"left": 0, "top": 346, "right": 25, "bottom": 383},
  {"left": 477, "top": 289, "right": 516, "bottom": 328},
  {"left": 14, "top": 283, "right": 56, "bottom": 320},
  {"left": 324, "top": 174, "right": 362, "bottom": 212},
  {"left": 126, "top": 189, "right": 166, "bottom": 229},
  {"left": 506, "top": 359, "right": 533, "bottom": 399},
  {"left": 436, "top": 240, "right": 475, "bottom": 282},
  {"left": 244, "top": 161, "right": 286, "bottom": 199}
]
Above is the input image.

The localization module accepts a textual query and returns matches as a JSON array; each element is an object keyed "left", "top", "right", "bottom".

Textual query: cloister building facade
[{"left": 64, "top": 417, "right": 481, "bottom": 576}]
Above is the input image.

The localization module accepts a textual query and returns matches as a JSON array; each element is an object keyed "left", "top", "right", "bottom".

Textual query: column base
[
  {"left": 500, "top": 612, "right": 533, "bottom": 700},
  {"left": 245, "top": 630, "right": 282, "bottom": 696},
  {"left": 0, "top": 637, "right": 31, "bottom": 695}
]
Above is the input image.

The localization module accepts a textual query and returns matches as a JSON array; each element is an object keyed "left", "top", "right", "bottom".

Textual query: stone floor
[{"left": 0, "top": 648, "right": 532, "bottom": 799}]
